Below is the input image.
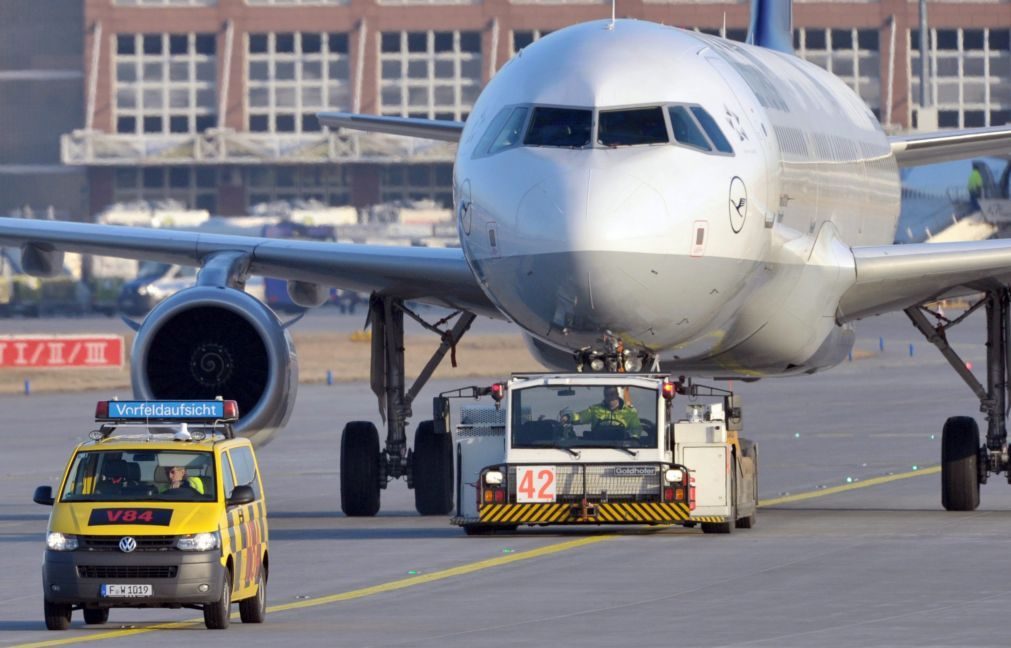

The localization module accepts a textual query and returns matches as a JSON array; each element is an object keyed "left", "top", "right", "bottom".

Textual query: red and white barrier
[{"left": 0, "top": 335, "right": 125, "bottom": 369}]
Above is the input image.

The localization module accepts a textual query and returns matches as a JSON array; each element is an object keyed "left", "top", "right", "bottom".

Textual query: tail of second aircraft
[{"left": 746, "top": 0, "right": 794, "bottom": 55}]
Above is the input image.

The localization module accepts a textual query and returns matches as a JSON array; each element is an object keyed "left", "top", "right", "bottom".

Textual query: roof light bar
[{"left": 94, "top": 400, "right": 240, "bottom": 423}]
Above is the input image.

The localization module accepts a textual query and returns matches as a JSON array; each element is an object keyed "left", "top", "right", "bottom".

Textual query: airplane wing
[
  {"left": 889, "top": 125, "right": 1011, "bottom": 167},
  {"left": 0, "top": 217, "right": 500, "bottom": 317},
  {"left": 838, "top": 239, "right": 1011, "bottom": 321},
  {"left": 317, "top": 112, "right": 464, "bottom": 142}
]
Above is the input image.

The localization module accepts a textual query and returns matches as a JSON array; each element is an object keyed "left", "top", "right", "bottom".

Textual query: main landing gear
[
  {"left": 906, "top": 288, "right": 1011, "bottom": 511},
  {"left": 340, "top": 295, "right": 475, "bottom": 516}
]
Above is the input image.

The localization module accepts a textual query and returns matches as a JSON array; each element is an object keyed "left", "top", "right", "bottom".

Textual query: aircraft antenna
[{"left": 609, "top": 0, "right": 616, "bottom": 30}]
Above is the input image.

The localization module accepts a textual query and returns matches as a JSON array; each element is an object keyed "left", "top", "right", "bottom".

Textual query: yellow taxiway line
[
  {"left": 16, "top": 465, "right": 939, "bottom": 647},
  {"left": 759, "top": 465, "right": 940, "bottom": 507}
]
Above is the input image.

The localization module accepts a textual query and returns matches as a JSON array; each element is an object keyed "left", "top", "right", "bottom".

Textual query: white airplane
[{"left": 3, "top": 0, "right": 1011, "bottom": 516}]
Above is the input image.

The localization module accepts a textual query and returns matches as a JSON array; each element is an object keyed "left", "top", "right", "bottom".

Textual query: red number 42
[{"left": 517, "top": 468, "right": 555, "bottom": 502}]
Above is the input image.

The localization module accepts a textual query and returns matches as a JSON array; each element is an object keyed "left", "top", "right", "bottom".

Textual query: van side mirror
[
  {"left": 433, "top": 396, "right": 451, "bottom": 436},
  {"left": 228, "top": 485, "right": 255, "bottom": 506},
  {"left": 34, "top": 485, "right": 54, "bottom": 506}
]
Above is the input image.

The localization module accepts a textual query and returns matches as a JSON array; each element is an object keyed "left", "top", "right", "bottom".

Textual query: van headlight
[
  {"left": 46, "top": 532, "right": 78, "bottom": 551},
  {"left": 176, "top": 532, "right": 220, "bottom": 552},
  {"left": 665, "top": 469, "right": 685, "bottom": 483},
  {"left": 484, "top": 470, "right": 504, "bottom": 485}
]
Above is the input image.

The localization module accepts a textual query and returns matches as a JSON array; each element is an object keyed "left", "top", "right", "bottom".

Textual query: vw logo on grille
[{"left": 119, "top": 536, "right": 137, "bottom": 553}]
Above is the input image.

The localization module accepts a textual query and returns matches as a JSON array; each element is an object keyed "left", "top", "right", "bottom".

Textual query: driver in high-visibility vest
[
  {"left": 160, "top": 465, "right": 205, "bottom": 495},
  {"left": 563, "top": 386, "right": 643, "bottom": 438}
]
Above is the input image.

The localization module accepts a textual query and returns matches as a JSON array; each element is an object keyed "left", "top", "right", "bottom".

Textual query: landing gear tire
[
  {"left": 941, "top": 416, "right": 981, "bottom": 511},
  {"left": 203, "top": 570, "right": 232, "bottom": 629},
  {"left": 341, "top": 421, "right": 381, "bottom": 517},
  {"left": 239, "top": 568, "right": 266, "bottom": 624},
  {"left": 703, "top": 455, "right": 737, "bottom": 534},
  {"left": 44, "top": 599, "right": 72, "bottom": 630},
  {"left": 413, "top": 421, "right": 453, "bottom": 515},
  {"left": 83, "top": 608, "right": 109, "bottom": 625}
]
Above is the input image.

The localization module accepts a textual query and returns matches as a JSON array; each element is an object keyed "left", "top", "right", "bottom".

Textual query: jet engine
[{"left": 129, "top": 286, "right": 297, "bottom": 446}]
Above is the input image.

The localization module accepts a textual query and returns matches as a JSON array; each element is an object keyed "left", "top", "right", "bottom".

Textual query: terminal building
[{"left": 1, "top": 0, "right": 1009, "bottom": 218}]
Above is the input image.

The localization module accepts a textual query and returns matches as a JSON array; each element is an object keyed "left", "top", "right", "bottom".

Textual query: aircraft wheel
[
  {"left": 413, "top": 421, "right": 453, "bottom": 515},
  {"left": 44, "top": 600, "right": 72, "bottom": 630},
  {"left": 341, "top": 421, "right": 381, "bottom": 516},
  {"left": 941, "top": 416, "right": 981, "bottom": 511},
  {"left": 83, "top": 608, "right": 109, "bottom": 624}
]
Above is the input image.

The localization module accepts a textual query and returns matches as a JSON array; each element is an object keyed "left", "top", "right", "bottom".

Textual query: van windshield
[
  {"left": 61, "top": 449, "right": 217, "bottom": 503},
  {"left": 511, "top": 385, "right": 658, "bottom": 450}
]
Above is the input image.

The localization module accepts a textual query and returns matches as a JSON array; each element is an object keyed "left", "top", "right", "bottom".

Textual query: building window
[
  {"left": 113, "top": 166, "right": 218, "bottom": 212},
  {"left": 244, "top": 165, "right": 351, "bottom": 208},
  {"left": 511, "top": 30, "right": 553, "bottom": 56},
  {"left": 910, "top": 28, "right": 1011, "bottom": 127},
  {"left": 247, "top": 32, "right": 351, "bottom": 133},
  {"left": 378, "top": 31, "right": 482, "bottom": 121},
  {"left": 379, "top": 164, "right": 453, "bottom": 206},
  {"left": 115, "top": 33, "right": 217, "bottom": 135},
  {"left": 797, "top": 27, "right": 881, "bottom": 118}
]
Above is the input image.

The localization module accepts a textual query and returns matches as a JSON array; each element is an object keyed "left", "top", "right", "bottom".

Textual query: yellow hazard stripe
[
  {"left": 596, "top": 502, "right": 690, "bottom": 522},
  {"left": 479, "top": 503, "right": 572, "bottom": 524}
]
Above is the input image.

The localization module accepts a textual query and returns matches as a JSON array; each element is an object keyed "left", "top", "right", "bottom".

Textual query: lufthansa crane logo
[
  {"left": 729, "top": 176, "right": 748, "bottom": 234},
  {"left": 119, "top": 536, "right": 137, "bottom": 553}
]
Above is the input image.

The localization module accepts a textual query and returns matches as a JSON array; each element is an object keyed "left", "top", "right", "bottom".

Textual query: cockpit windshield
[
  {"left": 473, "top": 103, "right": 734, "bottom": 156},
  {"left": 61, "top": 450, "right": 217, "bottom": 503},
  {"left": 511, "top": 385, "right": 658, "bottom": 451},
  {"left": 523, "top": 107, "right": 592, "bottom": 148},
  {"left": 597, "top": 107, "right": 668, "bottom": 147}
]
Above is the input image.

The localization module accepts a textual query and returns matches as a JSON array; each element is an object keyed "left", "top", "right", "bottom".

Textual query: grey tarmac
[{"left": 1, "top": 311, "right": 1008, "bottom": 647}]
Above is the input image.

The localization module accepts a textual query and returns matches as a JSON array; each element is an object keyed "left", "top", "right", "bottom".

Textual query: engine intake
[{"left": 130, "top": 286, "right": 297, "bottom": 446}]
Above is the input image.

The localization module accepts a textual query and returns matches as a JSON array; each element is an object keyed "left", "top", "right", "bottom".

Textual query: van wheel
[
  {"left": 239, "top": 568, "right": 267, "bottom": 624},
  {"left": 44, "top": 599, "right": 72, "bottom": 630},
  {"left": 203, "top": 570, "right": 231, "bottom": 629},
  {"left": 83, "top": 608, "right": 109, "bottom": 624}
]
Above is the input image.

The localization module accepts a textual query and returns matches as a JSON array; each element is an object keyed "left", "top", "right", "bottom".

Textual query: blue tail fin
[{"left": 746, "top": 0, "right": 794, "bottom": 54}]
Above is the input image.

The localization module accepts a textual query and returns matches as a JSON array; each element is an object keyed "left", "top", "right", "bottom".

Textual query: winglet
[{"left": 746, "top": 0, "right": 794, "bottom": 55}]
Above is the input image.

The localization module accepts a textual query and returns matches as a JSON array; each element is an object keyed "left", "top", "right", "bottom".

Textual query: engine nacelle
[{"left": 130, "top": 286, "right": 298, "bottom": 446}]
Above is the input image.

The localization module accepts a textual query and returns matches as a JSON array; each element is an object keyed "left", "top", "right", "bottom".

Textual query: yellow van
[{"left": 34, "top": 400, "right": 269, "bottom": 630}]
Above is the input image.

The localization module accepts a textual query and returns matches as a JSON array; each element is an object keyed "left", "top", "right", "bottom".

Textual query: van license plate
[{"left": 101, "top": 584, "right": 152, "bottom": 597}]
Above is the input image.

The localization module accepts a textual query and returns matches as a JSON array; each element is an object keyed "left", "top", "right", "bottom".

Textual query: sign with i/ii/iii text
[{"left": 0, "top": 335, "right": 124, "bottom": 369}]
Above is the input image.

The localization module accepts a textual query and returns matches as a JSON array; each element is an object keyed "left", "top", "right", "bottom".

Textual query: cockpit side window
[
  {"left": 597, "top": 107, "right": 668, "bottom": 147},
  {"left": 524, "top": 107, "right": 592, "bottom": 148},
  {"left": 690, "top": 106, "right": 734, "bottom": 154},
  {"left": 668, "top": 106, "right": 712, "bottom": 152},
  {"left": 473, "top": 105, "right": 530, "bottom": 158},
  {"left": 487, "top": 106, "right": 530, "bottom": 155}
]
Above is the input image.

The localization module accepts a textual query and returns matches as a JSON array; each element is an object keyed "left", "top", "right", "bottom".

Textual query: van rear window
[
  {"left": 597, "top": 107, "right": 668, "bottom": 146},
  {"left": 524, "top": 107, "right": 592, "bottom": 148}
]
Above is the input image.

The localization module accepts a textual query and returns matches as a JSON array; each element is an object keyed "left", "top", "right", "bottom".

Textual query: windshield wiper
[{"left": 561, "top": 446, "right": 581, "bottom": 458}]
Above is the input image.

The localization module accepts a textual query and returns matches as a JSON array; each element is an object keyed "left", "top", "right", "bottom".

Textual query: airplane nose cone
[{"left": 516, "top": 166, "right": 668, "bottom": 252}]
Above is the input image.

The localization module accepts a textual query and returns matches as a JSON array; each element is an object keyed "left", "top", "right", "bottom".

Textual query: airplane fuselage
[{"left": 454, "top": 20, "right": 900, "bottom": 376}]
